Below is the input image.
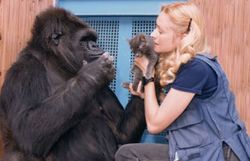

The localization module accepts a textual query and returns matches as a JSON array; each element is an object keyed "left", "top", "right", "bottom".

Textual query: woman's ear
[{"left": 175, "top": 33, "right": 184, "bottom": 47}]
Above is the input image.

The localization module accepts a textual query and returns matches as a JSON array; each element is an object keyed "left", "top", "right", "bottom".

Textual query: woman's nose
[
  {"left": 150, "top": 30, "right": 155, "bottom": 37},
  {"left": 150, "top": 29, "right": 158, "bottom": 39}
]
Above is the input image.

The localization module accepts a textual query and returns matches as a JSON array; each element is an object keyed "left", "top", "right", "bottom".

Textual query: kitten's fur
[{"left": 124, "top": 34, "right": 158, "bottom": 91}]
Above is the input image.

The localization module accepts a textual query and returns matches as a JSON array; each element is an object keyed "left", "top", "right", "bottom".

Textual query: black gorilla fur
[{"left": 0, "top": 8, "right": 145, "bottom": 161}]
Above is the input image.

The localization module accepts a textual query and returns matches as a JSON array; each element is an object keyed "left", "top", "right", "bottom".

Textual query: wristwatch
[{"left": 142, "top": 76, "right": 154, "bottom": 86}]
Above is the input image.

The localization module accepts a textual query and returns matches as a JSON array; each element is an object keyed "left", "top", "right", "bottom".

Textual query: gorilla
[{"left": 0, "top": 8, "right": 145, "bottom": 161}]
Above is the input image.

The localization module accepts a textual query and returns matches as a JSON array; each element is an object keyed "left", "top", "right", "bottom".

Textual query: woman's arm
[
  {"left": 131, "top": 56, "right": 195, "bottom": 134},
  {"left": 144, "top": 82, "right": 194, "bottom": 134}
]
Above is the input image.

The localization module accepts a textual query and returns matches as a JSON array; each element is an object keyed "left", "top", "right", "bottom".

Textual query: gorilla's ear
[{"left": 50, "top": 32, "right": 63, "bottom": 46}]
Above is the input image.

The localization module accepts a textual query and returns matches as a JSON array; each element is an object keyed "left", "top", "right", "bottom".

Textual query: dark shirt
[{"left": 166, "top": 57, "right": 218, "bottom": 99}]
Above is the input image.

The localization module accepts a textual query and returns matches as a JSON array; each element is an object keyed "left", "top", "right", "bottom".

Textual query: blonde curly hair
[{"left": 156, "top": 2, "right": 210, "bottom": 86}]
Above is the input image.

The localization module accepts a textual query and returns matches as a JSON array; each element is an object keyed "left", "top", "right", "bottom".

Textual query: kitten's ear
[
  {"left": 139, "top": 34, "right": 146, "bottom": 41},
  {"left": 128, "top": 38, "right": 133, "bottom": 46}
]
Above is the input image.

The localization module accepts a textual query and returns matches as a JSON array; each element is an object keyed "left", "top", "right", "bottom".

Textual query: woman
[{"left": 115, "top": 2, "right": 250, "bottom": 161}]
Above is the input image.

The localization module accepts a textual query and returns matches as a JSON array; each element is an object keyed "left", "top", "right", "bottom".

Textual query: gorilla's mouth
[
  {"left": 88, "top": 51, "right": 106, "bottom": 62},
  {"left": 90, "top": 52, "right": 104, "bottom": 58}
]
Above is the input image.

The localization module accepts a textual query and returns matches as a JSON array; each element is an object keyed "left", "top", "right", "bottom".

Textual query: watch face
[{"left": 142, "top": 77, "right": 154, "bottom": 86}]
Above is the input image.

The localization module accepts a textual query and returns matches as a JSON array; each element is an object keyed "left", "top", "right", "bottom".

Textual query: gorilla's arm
[
  {"left": 0, "top": 53, "right": 113, "bottom": 157},
  {"left": 116, "top": 96, "right": 146, "bottom": 144},
  {"left": 97, "top": 88, "right": 146, "bottom": 144}
]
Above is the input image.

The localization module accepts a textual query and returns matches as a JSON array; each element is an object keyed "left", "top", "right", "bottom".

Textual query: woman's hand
[
  {"left": 123, "top": 55, "right": 152, "bottom": 99},
  {"left": 134, "top": 56, "right": 149, "bottom": 76},
  {"left": 123, "top": 81, "right": 144, "bottom": 99}
]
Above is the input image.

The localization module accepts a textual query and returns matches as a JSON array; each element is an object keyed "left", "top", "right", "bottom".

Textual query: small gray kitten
[{"left": 123, "top": 34, "right": 158, "bottom": 91}]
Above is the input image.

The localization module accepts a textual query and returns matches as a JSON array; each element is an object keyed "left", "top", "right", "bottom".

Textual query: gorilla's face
[
  {"left": 30, "top": 8, "right": 107, "bottom": 75},
  {"left": 49, "top": 24, "right": 105, "bottom": 74},
  {"left": 71, "top": 28, "right": 104, "bottom": 63},
  {"left": 28, "top": 7, "right": 107, "bottom": 75}
]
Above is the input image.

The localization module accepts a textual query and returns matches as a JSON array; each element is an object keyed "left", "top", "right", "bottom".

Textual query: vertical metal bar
[{"left": 116, "top": 17, "right": 132, "bottom": 107}]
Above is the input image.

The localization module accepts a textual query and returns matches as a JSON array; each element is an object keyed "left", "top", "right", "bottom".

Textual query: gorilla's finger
[
  {"left": 82, "top": 60, "right": 88, "bottom": 66},
  {"left": 108, "top": 55, "right": 114, "bottom": 61},
  {"left": 102, "top": 52, "right": 110, "bottom": 59}
]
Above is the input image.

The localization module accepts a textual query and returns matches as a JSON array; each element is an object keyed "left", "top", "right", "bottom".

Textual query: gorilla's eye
[
  {"left": 51, "top": 32, "right": 63, "bottom": 40},
  {"left": 80, "top": 34, "right": 97, "bottom": 42},
  {"left": 80, "top": 36, "right": 96, "bottom": 42},
  {"left": 78, "top": 29, "right": 98, "bottom": 43}
]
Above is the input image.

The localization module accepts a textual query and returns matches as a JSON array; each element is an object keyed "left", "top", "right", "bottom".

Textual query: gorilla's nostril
[
  {"left": 88, "top": 41, "right": 99, "bottom": 49},
  {"left": 92, "top": 44, "right": 98, "bottom": 48}
]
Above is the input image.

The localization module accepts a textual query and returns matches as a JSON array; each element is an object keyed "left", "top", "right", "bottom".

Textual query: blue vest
[{"left": 166, "top": 54, "right": 250, "bottom": 161}]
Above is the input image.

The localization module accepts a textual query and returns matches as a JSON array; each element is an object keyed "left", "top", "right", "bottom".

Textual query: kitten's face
[{"left": 129, "top": 34, "right": 152, "bottom": 56}]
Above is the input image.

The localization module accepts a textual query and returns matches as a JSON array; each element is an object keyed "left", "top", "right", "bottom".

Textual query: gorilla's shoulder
[
  {"left": 15, "top": 50, "right": 44, "bottom": 69},
  {"left": 5, "top": 50, "right": 47, "bottom": 85},
  {"left": 1, "top": 50, "right": 49, "bottom": 108}
]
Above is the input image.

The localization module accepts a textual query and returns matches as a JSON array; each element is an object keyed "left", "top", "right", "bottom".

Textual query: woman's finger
[
  {"left": 134, "top": 62, "right": 144, "bottom": 71},
  {"left": 129, "top": 83, "right": 138, "bottom": 95},
  {"left": 134, "top": 61, "right": 146, "bottom": 72},
  {"left": 129, "top": 83, "right": 144, "bottom": 98},
  {"left": 137, "top": 81, "right": 143, "bottom": 93},
  {"left": 135, "top": 56, "right": 149, "bottom": 64},
  {"left": 134, "top": 57, "right": 149, "bottom": 71},
  {"left": 135, "top": 81, "right": 145, "bottom": 99}
]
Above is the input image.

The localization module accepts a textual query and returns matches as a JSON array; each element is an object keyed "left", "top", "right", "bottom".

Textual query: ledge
[{"left": 57, "top": 0, "right": 185, "bottom": 16}]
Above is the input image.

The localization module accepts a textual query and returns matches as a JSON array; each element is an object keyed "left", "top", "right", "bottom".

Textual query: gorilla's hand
[{"left": 78, "top": 52, "right": 115, "bottom": 86}]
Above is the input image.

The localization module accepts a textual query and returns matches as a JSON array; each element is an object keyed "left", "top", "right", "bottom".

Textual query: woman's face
[{"left": 151, "top": 12, "right": 182, "bottom": 54}]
